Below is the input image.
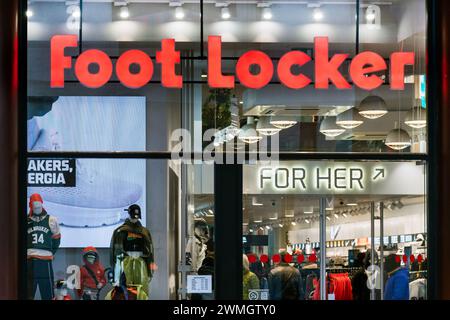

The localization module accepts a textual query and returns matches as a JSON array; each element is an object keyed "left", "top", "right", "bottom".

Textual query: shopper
[
  {"left": 384, "top": 254, "right": 409, "bottom": 300},
  {"left": 242, "top": 254, "right": 260, "bottom": 300},
  {"left": 351, "top": 252, "right": 370, "bottom": 300},
  {"left": 268, "top": 250, "right": 304, "bottom": 300}
]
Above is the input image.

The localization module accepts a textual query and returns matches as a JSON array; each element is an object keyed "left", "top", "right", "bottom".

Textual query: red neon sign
[{"left": 50, "top": 35, "right": 414, "bottom": 90}]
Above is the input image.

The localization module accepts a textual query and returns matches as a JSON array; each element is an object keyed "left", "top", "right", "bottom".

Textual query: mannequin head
[
  {"left": 193, "top": 218, "right": 210, "bottom": 243},
  {"left": 126, "top": 204, "right": 141, "bottom": 223},
  {"left": 29, "top": 193, "right": 44, "bottom": 216},
  {"left": 82, "top": 246, "right": 98, "bottom": 265}
]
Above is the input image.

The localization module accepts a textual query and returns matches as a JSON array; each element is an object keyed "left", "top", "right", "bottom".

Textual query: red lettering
[
  {"left": 349, "top": 51, "right": 387, "bottom": 90},
  {"left": 236, "top": 51, "right": 273, "bottom": 89},
  {"left": 277, "top": 51, "right": 312, "bottom": 89},
  {"left": 390, "top": 52, "right": 415, "bottom": 90},
  {"left": 156, "top": 39, "right": 182, "bottom": 88},
  {"left": 50, "top": 35, "right": 77, "bottom": 88},
  {"left": 208, "top": 36, "right": 235, "bottom": 88},
  {"left": 116, "top": 50, "right": 153, "bottom": 89},
  {"left": 314, "top": 37, "right": 351, "bottom": 89},
  {"left": 74, "top": 49, "right": 113, "bottom": 88}
]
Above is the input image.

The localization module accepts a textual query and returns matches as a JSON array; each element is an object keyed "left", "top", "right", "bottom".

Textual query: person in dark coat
[{"left": 268, "top": 250, "right": 304, "bottom": 300}]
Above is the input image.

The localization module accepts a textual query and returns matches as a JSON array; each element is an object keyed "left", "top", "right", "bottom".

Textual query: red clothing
[
  {"left": 77, "top": 247, "right": 107, "bottom": 297},
  {"left": 312, "top": 273, "right": 353, "bottom": 300}
]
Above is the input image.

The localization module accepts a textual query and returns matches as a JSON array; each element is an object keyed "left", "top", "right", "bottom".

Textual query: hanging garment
[
  {"left": 312, "top": 273, "right": 353, "bottom": 300},
  {"left": 384, "top": 267, "right": 409, "bottom": 300},
  {"left": 186, "top": 236, "right": 207, "bottom": 272},
  {"left": 409, "top": 278, "right": 427, "bottom": 300},
  {"left": 27, "top": 259, "right": 55, "bottom": 300},
  {"left": 123, "top": 255, "right": 150, "bottom": 296}
]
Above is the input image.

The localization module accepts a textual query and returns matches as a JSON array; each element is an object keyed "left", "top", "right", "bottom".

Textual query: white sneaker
[{"left": 28, "top": 128, "right": 142, "bottom": 227}]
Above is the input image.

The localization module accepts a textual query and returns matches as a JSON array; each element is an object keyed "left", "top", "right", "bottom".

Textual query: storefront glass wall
[{"left": 24, "top": 0, "right": 428, "bottom": 300}]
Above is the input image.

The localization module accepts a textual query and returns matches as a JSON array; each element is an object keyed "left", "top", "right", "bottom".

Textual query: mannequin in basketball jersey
[{"left": 27, "top": 193, "right": 61, "bottom": 300}]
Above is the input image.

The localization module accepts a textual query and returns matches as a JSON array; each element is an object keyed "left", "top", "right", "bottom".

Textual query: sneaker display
[
  {"left": 28, "top": 123, "right": 143, "bottom": 227},
  {"left": 27, "top": 160, "right": 143, "bottom": 227}
]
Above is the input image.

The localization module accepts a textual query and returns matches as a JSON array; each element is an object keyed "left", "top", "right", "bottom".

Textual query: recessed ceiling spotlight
[
  {"left": 175, "top": 6, "right": 185, "bottom": 19},
  {"left": 265, "top": 225, "right": 271, "bottom": 230},
  {"left": 119, "top": 6, "right": 129, "bottom": 19},
  {"left": 313, "top": 8, "right": 324, "bottom": 21},
  {"left": 221, "top": 7, "right": 231, "bottom": 20},
  {"left": 262, "top": 7, "right": 273, "bottom": 20},
  {"left": 291, "top": 221, "right": 297, "bottom": 226},
  {"left": 326, "top": 216, "right": 331, "bottom": 221},
  {"left": 342, "top": 213, "right": 348, "bottom": 218},
  {"left": 334, "top": 213, "right": 339, "bottom": 219},
  {"left": 278, "top": 224, "right": 284, "bottom": 228},
  {"left": 305, "top": 219, "right": 310, "bottom": 224}
]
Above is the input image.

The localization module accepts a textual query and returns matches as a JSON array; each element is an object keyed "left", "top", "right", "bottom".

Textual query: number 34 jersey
[{"left": 27, "top": 213, "right": 61, "bottom": 260}]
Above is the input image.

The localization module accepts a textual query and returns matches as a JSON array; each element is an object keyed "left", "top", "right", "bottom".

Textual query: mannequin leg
[{"left": 35, "top": 260, "right": 55, "bottom": 300}]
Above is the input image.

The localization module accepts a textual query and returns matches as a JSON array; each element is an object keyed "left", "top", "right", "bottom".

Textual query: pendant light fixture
[
  {"left": 336, "top": 108, "right": 364, "bottom": 129},
  {"left": 238, "top": 117, "right": 263, "bottom": 144},
  {"left": 358, "top": 95, "right": 388, "bottom": 119},
  {"left": 404, "top": 99, "right": 427, "bottom": 129},
  {"left": 256, "top": 117, "right": 281, "bottom": 136},
  {"left": 385, "top": 126, "right": 411, "bottom": 150},
  {"left": 269, "top": 115, "right": 298, "bottom": 129},
  {"left": 319, "top": 116, "right": 346, "bottom": 137}
]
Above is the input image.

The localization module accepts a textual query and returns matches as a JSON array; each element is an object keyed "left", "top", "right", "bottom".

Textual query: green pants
[{"left": 123, "top": 256, "right": 150, "bottom": 296}]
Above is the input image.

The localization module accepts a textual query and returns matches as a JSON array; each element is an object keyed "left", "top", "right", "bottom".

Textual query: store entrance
[{"left": 242, "top": 161, "right": 427, "bottom": 301}]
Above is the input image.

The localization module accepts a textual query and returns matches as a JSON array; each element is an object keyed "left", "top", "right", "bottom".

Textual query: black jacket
[
  {"left": 268, "top": 263, "right": 304, "bottom": 300},
  {"left": 110, "top": 219, "right": 154, "bottom": 276}
]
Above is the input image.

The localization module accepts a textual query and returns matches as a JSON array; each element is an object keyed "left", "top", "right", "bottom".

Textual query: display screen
[{"left": 27, "top": 96, "right": 146, "bottom": 248}]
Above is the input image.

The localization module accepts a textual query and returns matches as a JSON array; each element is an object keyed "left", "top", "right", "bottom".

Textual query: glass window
[{"left": 243, "top": 160, "right": 427, "bottom": 300}]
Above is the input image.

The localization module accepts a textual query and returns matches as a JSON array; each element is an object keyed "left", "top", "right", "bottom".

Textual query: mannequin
[
  {"left": 54, "top": 280, "right": 72, "bottom": 300},
  {"left": 186, "top": 218, "right": 210, "bottom": 272},
  {"left": 110, "top": 204, "right": 155, "bottom": 297},
  {"left": 78, "top": 246, "right": 107, "bottom": 300},
  {"left": 27, "top": 193, "right": 61, "bottom": 300}
]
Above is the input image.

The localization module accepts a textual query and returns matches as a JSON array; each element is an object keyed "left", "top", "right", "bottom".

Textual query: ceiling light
[
  {"left": 238, "top": 117, "right": 263, "bottom": 144},
  {"left": 313, "top": 8, "right": 324, "bottom": 21},
  {"left": 254, "top": 219, "right": 262, "bottom": 223},
  {"left": 325, "top": 207, "right": 334, "bottom": 211},
  {"left": 259, "top": 227, "right": 264, "bottom": 231},
  {"left": 256, "top": 117, "right": 282, "bottom": 136},
  {"left": 72, "top": 7, "right": 81, "bottom": 18},
  {"left": 252, "top": 197, "right": 263, "bottom": 206},
  {"left": 119, "top": 6, "right": 129, "bottom": 19},
  {"left": 278, "top": 224, "right": 284, "bottom": 228},
  {"left": 221, "top": 7, "right": 231, "bottom": 20},
  {"left": 358, "top": 96, "right": 388, "bottom": 119},
  {"left": 175, "top": 6, "right": 185, "bottom": 19},
  {"left": 285, "top": 212, "right": 295, "bottom": 218},
  {"left": 291, "top": 221, "right": 297, "bottom": 226},
  {"left": 25, "top": 9, "right": 33, "bottom": 18},
  {"left": 405, "top": 102, "right": 427, "bottom": 129},
  {"left": 334, "top": 213, "right": 339, "bottom": 219},
  {"left": 270, "top": 116, "right": 297, "bottom": 129},
  {"left": 201, "top": 74, "right": 207, "bottom": 78},
  {"left": 342, "top": 213, "right": 348, "bottom": 218},
  {"left": 208, "top": 209, "right": 213, "bottom": 214},
  {"left": 326, "top": 216, "right": 331, "bottom": 221},
  {"left": 305, "top": 219, "right": 310, "bottom": 224},
  {"left": 385, "top": 128, "right": 412, "bottom": 150},
  {"left": 262, "top": 7, "right": 272, "bottom": 20},
  {"left": 366, "top": 9, "right": 376, "bottom": 22},
  {"left": 320, "top": 116, "right": 346, "bottom": 137},
  {"left": 265, "top": 225, "right": 271, "bottom": 230},
  {"left": 269, "top": 216, "right": 277, "bottom": 220},
  {"left": 249, "top": 229, "right": 254, "bottom": 233},
  {"left": 304, "top": 210, "right": 313, "bottom": 214},
  {"left": 336, "top": 108, "right": 364, "bottom": 129},
  {"left": 346, "top": 203, "right": 358, "bottom": 206},
  {"left": 242, "top": 222, "right": 248, "bottom": 226}
]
